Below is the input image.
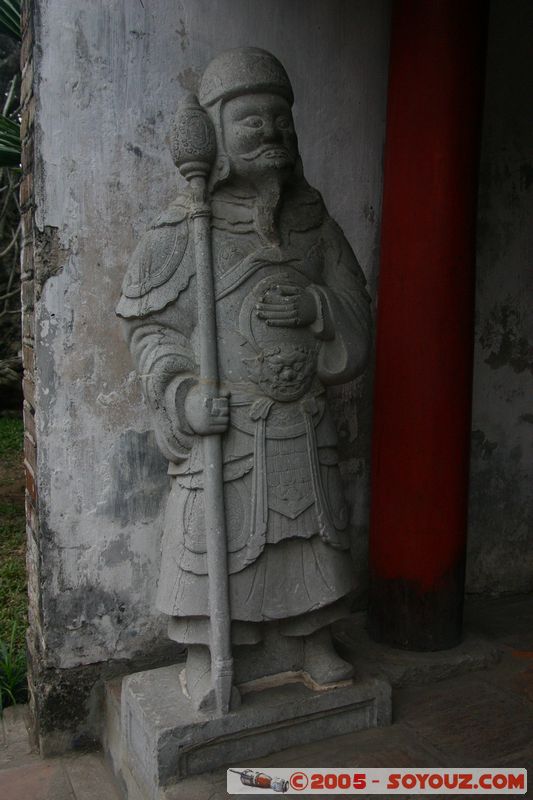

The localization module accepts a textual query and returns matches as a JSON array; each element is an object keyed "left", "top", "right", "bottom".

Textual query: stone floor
[
  {"left": 0, "top": 706, "right": 121, "bottom": 800},
  {"left": 0, "top": 594, "right": 531, "bottom": 800}
]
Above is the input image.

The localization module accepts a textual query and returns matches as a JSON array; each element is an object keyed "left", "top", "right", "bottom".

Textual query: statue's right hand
[{"left": 184, "top": 385, "right": 230, "bottom": 436}]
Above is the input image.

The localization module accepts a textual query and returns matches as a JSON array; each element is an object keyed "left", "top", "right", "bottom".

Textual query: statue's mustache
[{"left": 240, "top": 144, "right": 292, "bottom": 162}]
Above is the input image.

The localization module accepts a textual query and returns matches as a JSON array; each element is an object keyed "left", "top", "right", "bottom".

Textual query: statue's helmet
[
  {"left": 198, "top": 47, "right": 294, "bottom": 109},
  {"left": 196, "top": 48, "right": 297, "bottom": 189}
]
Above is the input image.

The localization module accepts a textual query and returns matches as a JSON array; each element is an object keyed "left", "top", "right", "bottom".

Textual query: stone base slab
[
  {"left": 333, "top": 614, "right": 501, "bottom": 686},
  {"left": 116, "top": 664, "right": 390, "bottom": 799}
]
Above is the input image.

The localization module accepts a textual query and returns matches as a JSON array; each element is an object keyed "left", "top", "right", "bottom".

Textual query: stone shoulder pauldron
[{"left": 116, "top": 195, "right": 194, "bottom": 319}]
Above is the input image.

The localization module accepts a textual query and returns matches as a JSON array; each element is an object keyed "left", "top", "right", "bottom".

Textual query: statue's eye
[
  {"left": 276, "top": 116, "right": 291, "bottom": 130},
  {"left": 241, "top": 116, "right": 263, "bottom": 129}
]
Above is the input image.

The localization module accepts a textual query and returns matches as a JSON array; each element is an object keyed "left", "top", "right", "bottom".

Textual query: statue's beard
[
  {"left": 254, "top": 172, "right": 287, "bottom": 245},
  {"left": 223, "top": 150, "right": 298, "bottom": 244}
]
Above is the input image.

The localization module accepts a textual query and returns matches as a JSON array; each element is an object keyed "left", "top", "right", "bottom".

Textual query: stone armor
[{"left": 117, "top": 179, "right": 372, "bottom": 645}]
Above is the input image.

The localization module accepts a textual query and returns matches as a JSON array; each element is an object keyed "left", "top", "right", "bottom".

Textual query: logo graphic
[{"left": 229, "top": 768, "right": 289, "bottom": 793}]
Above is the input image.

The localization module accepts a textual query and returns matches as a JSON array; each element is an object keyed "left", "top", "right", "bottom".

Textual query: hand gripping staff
[{"left": 171, "top": 94, "right": 233, "bottom": 715}]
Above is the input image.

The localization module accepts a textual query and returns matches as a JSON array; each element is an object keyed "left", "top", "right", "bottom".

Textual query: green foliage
[
  {"left": 0, "top": 416, "right": 23, "bottom": 457},
  {"left": 0, "top": 0, "right": 30, "bottom": 714},
  {"left": 0, "top": 415, "right": 27, "bottom": 711},
  {"left": 0, "top": 622, "right": 27, "bottom": 711},
  {"left": 0, "top": 0, "right": 21, "bottom": 167},
  {"left": 0, "top": 501, "right": 26, "bottom": 650},
  {"left": 0, "top": 0, "right": 21, "bottom": 41},
  {"left": 0, "top": 113, "right": 20, "bottom": 168}
]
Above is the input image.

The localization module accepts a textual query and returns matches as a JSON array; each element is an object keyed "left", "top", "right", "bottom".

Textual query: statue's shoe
[
  {"left": 185, "top": 645, "right": 241, "bottom": 713},
  {"left": 303, "top": 627, "right": 354, "bottom": 685}
]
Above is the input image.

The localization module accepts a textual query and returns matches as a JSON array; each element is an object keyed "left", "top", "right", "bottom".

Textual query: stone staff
[{"left": 170, "top": 94, "right": 233, "bottom": 715}]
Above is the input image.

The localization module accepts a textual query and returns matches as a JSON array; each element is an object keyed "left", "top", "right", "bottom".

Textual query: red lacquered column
[{"left": 368, "top": 0, "right": 488, "bottom": 649}]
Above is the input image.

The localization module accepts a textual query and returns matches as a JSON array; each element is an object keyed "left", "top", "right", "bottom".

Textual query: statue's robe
[{"left": 117, "top": 180, "right": 372, "bottom": 646}]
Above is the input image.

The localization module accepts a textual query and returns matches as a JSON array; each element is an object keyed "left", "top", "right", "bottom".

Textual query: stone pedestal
[
  {"left": 105, "top": 664, "right": 391, "bottom": 800},
  {"left": 333, "top": 613, "right": 501, "bottom": 686}
]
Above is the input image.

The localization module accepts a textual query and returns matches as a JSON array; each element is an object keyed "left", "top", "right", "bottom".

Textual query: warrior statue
[{"left": 117, "top": 48, "right": 371, "bottom": 712}]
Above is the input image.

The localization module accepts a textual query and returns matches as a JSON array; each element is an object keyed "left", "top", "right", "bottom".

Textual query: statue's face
[{"left": 221, "top": 93, "right": 298, "bottom": 180}]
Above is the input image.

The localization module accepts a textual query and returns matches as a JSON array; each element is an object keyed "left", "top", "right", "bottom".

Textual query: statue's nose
[{"left": 262, "top": 119, "right": 281, "bottom": 142}]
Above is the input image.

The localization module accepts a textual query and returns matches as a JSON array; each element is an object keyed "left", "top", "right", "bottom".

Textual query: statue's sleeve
[
  {"left": 116, "top": 212, "right": 198, "bottom": 463},
  {"left": 122, "top": 315, "right": 197, "bottom": 463},
  {"left": 311, "top": 217, "right": 372, "bottom": 385}
]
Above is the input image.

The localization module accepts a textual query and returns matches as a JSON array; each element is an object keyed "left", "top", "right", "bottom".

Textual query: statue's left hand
[
  {"left": 255, "top": 284, "right": 317, "bottom": 328},
  {"left": 184, "top": 385, "right": 230, "bottom": 436}
]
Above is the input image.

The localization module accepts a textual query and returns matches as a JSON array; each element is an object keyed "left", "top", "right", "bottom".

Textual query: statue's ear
[{"left": 208, "top": 155, "right": 230, "bottom": 192}]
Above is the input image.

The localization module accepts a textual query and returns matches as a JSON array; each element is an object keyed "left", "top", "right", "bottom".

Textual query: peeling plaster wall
[
  {"left": 32, "top": 0, "right": 391, "bottom": 679},
  {"left": 467, "top": 0, "right": 533, "bottom": 594}
]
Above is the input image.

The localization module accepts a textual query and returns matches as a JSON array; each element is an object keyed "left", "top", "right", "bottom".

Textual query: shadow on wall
[{"left": 98, "top": 429, "right": 170, "bottom": 526}]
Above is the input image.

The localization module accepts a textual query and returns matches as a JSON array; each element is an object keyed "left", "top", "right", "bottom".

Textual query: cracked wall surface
[{"left": 467, "top": 0, "right": 533, "bottom": 594}]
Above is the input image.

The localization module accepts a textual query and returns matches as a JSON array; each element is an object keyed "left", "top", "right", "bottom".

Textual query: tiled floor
[
  {"left": 1, "top": 595, "right": 531, "bottom": 800},
  {"left": 0, "top": 704, "right": 121, "bottom": 800}
]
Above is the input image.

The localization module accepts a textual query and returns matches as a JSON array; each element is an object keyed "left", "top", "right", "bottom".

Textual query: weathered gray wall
[
  {"left": 32, "top": 0, "right": 391, "bottom": 689},
  {"left": 466, "top": 0, "right": 533, "bottom": 594}
]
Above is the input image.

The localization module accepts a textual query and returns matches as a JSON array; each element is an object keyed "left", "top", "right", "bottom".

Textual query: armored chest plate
[{"left": 238, "top": 272, "right": 318, "bottom": 402}]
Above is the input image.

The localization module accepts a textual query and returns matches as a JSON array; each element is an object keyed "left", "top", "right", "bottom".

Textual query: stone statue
[{"left": 117, "top": 48, "right": 371, "bottom": 714}]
